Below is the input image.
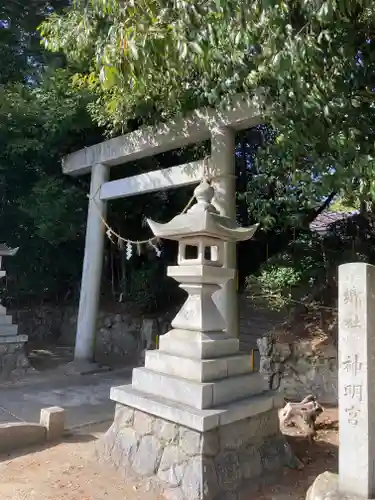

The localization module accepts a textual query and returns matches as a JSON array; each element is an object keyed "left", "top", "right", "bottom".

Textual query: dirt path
[
  {"left": 0, "top": 410, "right": 338, "bottom": 500},
  {"left": 0, "top": 422, "right": 163, "bottom": 500}
]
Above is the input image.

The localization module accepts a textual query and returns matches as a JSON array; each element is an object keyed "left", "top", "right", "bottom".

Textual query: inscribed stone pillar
[
  {"left": 211, "top": 126, "right": 238, "bottom": 337},
  {"left": 306, "top": 262, "right": 375, "bottom": 500},
  {"left": 338, "top": 262, "right": 375, "bottom": 498},
  {"left": 74, "top": 162, "right": 109, "bottom": 362}
]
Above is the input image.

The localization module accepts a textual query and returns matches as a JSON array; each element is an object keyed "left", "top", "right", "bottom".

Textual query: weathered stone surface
[
  {"left": 306, "top": 471, "right": 365, "bottom": 500},
  {"left": 153, "top": 419, "right": 179, "bottom": 443},
  {"left": 132, "top": 435, "right": 163, "bottom": 476},
  {"left": 116, "top": 427, "right": 138, "bottom": 464},
  {"left": 157, "top": 467, "right": 181, "bottom": 488},
  {"left": 257, "top": 331, "right": 338, "bottom": 405},
  {"left": 133, "top": 410, "right": 154, "bottom": 436},
  {"left": 181, "top": 457, "right": 218, "bottom": 500},
  {"left": 219, "top": 413, "right": 272, "bottom": 450},
  {"left": 179, "top": 427, "right": 201, "bottom": 456},
  {"left": 100, "top": 424, "right": 117, "bottom": 457},
  {"left": 259, "top": 437, "right": 284, "bottom": 472},
  {"left": 102, "top": 405, "right": 291, "bottom": 500},
  {"left": 215, "top": 451, "right": 241, "bottom": 492},
  {"left": 114, "top": 404, "right": 134, "bottom": 427},
  {"left": 159, "top": 445, "right": 186, "bottom": 471},
  {"left": 202, "top": 430, "right": 220, "bottom": 457},
  {"left": 157, "top": 458, "right": 187, "bottom": 488},
  {"left": 237, "top": 445, "right": 262, "bottom": 480},
  {"left": 220, "top": 419, "right": 250, "bottom": 450}
]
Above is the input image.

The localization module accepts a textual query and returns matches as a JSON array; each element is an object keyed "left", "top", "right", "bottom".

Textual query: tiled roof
[{"left": 309, "top": 211, "right": 357, "bottom": 234}]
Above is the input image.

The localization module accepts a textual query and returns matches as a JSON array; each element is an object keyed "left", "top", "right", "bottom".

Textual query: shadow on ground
[{"left": 0, "top": 424, "right": 106, "bottom": 463}]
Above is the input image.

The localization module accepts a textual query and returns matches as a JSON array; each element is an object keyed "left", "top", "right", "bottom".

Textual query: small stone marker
[
  {"left": 338, "top": 263, "right": 375, "bottom": 498},
  {"left": 39, "top": 406, "right": 65, "bottom": 441}
]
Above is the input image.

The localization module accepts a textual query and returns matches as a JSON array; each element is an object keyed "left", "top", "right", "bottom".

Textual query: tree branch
[{"left": 305, "top": 191, "right": 337, "bottom": 223}]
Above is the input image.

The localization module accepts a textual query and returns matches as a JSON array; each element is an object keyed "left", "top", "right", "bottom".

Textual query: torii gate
[{"left": 62, "top": 94, "right": 263, "bottom": 363}]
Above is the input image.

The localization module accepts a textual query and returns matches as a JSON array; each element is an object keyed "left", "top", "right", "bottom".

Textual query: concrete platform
[{"left": 0, "top": 368, "right": 132, "bottom": 429}]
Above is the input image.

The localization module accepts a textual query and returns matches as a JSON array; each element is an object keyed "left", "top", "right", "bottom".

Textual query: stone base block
[
  {"left": 0, "top": 339, "right": 32, "bottom": 382},
  {"left": 131, "top": 367, "right": 267, "bottom": 410},
  {"left": 306, "top": 472, "right": 366, "bottom": 500},
  {"left": 159, "top": 330, "right": 240, "bottom": 359},
  {"left": 0, "top": 315, "right": 14, "bottom": 326},
  {"left": 98, "top": 402, "right": 295, "bottom": 500}
]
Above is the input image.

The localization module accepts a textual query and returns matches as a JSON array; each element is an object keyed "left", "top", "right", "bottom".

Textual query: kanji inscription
[
  {"left": 342, "top": 354, "right": 363, "bottom": 376},
  {"left": 345, "top": 406, "right": 360, "bottom": 426}
]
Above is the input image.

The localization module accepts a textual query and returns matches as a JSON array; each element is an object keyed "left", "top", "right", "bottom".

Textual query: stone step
[
  {"left": 158, "top": 329, "right": 240, "bottom": 359},
  {"left": 131, "top": 367, "right": 267, "bottom": 410},
  {"left": 145, "top": 350, "right": 253, "bottom": 383},
  {"left": 111, "top": 383, "right": 282, "bottom": 432},
  {"left": 0, "top": 315, "right": 13, "bottom": 325},
  {"left": 0, "top": 324, "right": 18, "bottom": 336}
]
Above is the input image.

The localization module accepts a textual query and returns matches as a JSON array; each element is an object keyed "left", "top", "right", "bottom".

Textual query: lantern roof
[{"left": 147, "top": 180, "right": 259, "bottom": 242}]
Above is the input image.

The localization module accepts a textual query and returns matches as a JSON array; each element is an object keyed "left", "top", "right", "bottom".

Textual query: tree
[
  {"left": 0, "top": 0, "right": 69, "bottom": 84},
  {"left": 39, "top": 0, "right": 375, "bottom": 203},
  {"left": 0, "top": 69, "right": 105, "bottom": 302},
  {"left": 23, "top": 0, "right": 375, "bottom": 308}
]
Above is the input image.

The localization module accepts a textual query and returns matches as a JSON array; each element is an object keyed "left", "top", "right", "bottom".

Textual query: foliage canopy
[{"left": 40, "top": 0, "right": 375, "bottom": 203}]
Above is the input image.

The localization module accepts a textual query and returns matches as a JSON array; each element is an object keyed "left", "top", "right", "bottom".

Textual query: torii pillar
[
  {"left": 211, "top": 126, "right": 238, "bottom": 338},
  {"left": 73, "top": 162, "right": 109, "bottom": 363}
]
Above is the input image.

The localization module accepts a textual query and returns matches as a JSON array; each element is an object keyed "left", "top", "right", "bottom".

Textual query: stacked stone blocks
[{"left": 100, "top": 403, "right": 289, "bottom": 500}]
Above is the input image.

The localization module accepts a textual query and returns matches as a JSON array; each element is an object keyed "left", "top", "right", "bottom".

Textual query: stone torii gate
[{"left": 62, "top": 94, "right": 263, "bottom": 364}]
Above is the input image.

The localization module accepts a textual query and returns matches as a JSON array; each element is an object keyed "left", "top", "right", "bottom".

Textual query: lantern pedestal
[
  {"left": 100, "top": 182, "right": 294, "bottom": 499},
  {"left": 102, "top": 264, "right": 292, "bottom": 500}
]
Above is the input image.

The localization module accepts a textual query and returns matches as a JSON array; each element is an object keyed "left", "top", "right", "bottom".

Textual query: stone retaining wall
[
  {"left": 98, "top": 403, "right": 294, "bottom": 500},
  {"left": 257, "top": 334, "right": 337, "bottom": 404},
  {"left": 13, "top": 305, "right": 175, "bottom": 363},
  {"left": 11, "top": 295, "right": 282, "bottom": 360}
]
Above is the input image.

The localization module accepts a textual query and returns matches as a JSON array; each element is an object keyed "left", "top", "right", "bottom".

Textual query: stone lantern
[
  {"left": 147, "top": 180, "right": 258, "bottom": 338},
  {"left": 105, "top": 181, "right": 291, "bottom": 500},
  {"left": 0, "top": 244, "right": 29, "bottom": 381}
]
